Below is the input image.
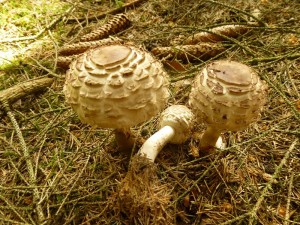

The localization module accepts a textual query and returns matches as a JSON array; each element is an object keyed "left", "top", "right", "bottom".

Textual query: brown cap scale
[
  {"left": 64, "top": 44, "right": 170, "bottom": 150},
  {"left": 189, "top": 60, "right": 267, "bottom": 152}
]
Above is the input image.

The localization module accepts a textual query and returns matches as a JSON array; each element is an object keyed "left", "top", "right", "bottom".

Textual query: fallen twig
[
  {"left": 246, "top": 53, "right": 300, "bottom": 64},
  {"left": 219, "top": 139, "right": 298, "bottom": 225},
  {"left": 1, "top": 101, "right": 46, "bottom": 223},
  {"left": 0, "top": 77, "right": 54, "bottom": 109},
  {"left": 247, "top": 139, "right": 298, "bottom": 225}
]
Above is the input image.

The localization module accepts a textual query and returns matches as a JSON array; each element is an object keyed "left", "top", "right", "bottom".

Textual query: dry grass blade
[{"left": 248, "top": 139, "right": 298, "bottom": 224}]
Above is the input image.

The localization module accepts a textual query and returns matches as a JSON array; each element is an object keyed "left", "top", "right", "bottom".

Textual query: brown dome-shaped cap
[
  {"left": 189, "top": 60, "right": 267, "bottom": 131},
  {"left": 63, "top": 44, "right": 170, "bottom": 129}
]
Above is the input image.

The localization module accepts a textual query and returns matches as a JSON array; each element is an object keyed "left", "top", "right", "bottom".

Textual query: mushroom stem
[
  {"left": 138, "top": 125, "right": 175, "bottom": 162},
  {"left": 114, "top": 128, "right": 136, "bottom": 153},
  {"left": 200, "top": 126, "right": 223, "bottom": 150}
]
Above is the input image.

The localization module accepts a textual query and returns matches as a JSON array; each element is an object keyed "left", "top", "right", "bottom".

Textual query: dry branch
[
  {"left": 151, "top": 43, "right": 225, "bottom": 62},
  {"left": 0, "top": 77, "right": 54, "bottom": 109}
]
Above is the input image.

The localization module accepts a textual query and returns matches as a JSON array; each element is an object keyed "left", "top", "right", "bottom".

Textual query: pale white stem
[
  {"left": 138, "top": 125, "right": 175, "bottom": 162},
  {"left": 215, "top": 136, "right": 225, "bottom": 149},
  {"left": 200, "top": 126, "right": 221, "bottom": 148},
  {"left": 200, "top": 126, "right": 225, "bottom": 149}
]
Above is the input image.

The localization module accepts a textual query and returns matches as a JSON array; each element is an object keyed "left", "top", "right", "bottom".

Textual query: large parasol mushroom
[
  {"left": 63, "top": 44, "right": 170, "bottom": 152},
  {"left": 189, "top": 60, "right": 267, "bottom": 154}
]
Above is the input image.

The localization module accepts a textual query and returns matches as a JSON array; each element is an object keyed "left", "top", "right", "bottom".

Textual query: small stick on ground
[
  {"left": 0, "top": 76, "right": 55, "bottom": 223},
  {"left": 0, "top": 77, "right": 54, "bottom": 110},
  {"left": 248, "top": 139, "right": 298, "bottom": 225},
  {"left": 219, "top": 139, "right": 298, "bottom": 225},
  {"left": 0, "top": 101, "right": 46, "bottom": 223},
  {"left": 284, "top": 172, "right": 294, "bottom": 225}
]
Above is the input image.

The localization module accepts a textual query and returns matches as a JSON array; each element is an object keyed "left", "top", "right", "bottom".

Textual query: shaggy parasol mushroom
[
  {"left": 63, "top": 44, "right": 170, "bottom": 152},
  {"left": 189, "top": 60, "right": 267, "bottom": 154},
  {"left": 138, "top": 104, "right": 194, "bottom": 162}
]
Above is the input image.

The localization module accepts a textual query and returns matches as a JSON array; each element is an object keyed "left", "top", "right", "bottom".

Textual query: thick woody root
[
  {"left": 112, "top": 155, "right": 174, "bottom": 225},
  {"left": 0, "top": 77, "right": 54, "bottom": 108},
  {"left": 151, "top": 43, "right": 225, "bottom": 62},
  {"left": 185, "top": 24, "right": 253, "bottom": 45},
  {"left": 80, "top": 13, "right": 131, "bottom": 42}
]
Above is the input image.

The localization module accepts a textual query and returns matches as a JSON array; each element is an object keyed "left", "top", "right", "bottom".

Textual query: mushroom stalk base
[
  {"left": 200, "top": 126, "right": 223, "bottom": 152},
  {"left": 138, "top": 125, "right": 175, "bottom": 162},
  {"left": 114, "top": 128, "right": 135, "bottom": 154}
]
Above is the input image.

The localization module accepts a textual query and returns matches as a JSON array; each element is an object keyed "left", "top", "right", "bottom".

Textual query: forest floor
[{"left": 0, "top": 0, "right": 299, "bottom": 224}]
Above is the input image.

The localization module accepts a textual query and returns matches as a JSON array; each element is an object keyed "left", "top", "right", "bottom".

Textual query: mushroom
[
  {"left": 189, "top": 60, "right": 267, "bottom": 153},
  {"left": 63, "top": 44, "right": 170, "bottom": 152},
  {"left": 138, "top": 104, "right": 194, "bottom": 162}
]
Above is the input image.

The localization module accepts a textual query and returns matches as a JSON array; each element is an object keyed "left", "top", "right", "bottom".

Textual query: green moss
[{"left": 0, "top": 0, "right": 70, "bottom": 37}]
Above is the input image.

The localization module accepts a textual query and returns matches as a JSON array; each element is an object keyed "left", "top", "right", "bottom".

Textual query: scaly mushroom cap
[
  {"left": 64, "top": 44, "right": 170, "bottom": 129},
  {"left": 159, "top": 105, "right": 194, "bottom": 144},
  {"left": 189, "top": 60, "right": 267, "bottom": 131}
]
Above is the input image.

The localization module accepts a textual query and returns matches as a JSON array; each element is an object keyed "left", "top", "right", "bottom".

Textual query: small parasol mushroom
[
  {"left": 63, "top": 44, "right": 170, "bottom": 152},
  {"left": 189, "top": 60, "right": 267, "bottom": 154},
  {"left": 138, "top": 104, "right": 194, "bottom": 161},
  {"left": 114, "top": 105, "right": 194, "bottom": 224}
]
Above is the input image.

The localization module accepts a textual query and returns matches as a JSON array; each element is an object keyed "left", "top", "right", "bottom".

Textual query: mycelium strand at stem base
[{"left": 113, "top": 155, "right": 174, "bottom": 224}]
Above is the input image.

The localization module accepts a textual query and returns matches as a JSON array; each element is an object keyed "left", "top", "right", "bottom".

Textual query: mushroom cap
[
  {"left": 63, "top": 44, "right": 170, "bottom": 129},
  {"left": 159, "top": 105, "right": 194, "bottom": 144},
  {"left": 189, "top": 60, "right": 267, "bottom": 131}
]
